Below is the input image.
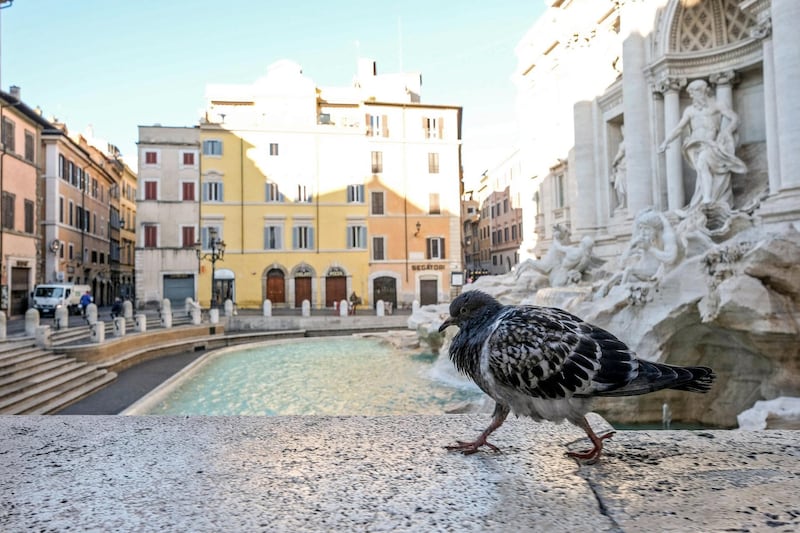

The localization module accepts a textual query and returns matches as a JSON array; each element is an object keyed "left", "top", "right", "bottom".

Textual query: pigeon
[{"left": 438, "top": 290, "right": 715, "bottom": 463}]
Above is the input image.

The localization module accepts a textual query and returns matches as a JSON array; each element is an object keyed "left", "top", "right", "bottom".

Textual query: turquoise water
[{"left": 144, "top": 337, "right": 482, "bottom": 415}]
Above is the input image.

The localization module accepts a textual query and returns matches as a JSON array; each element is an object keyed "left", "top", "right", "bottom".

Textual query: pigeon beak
[{"left": 438, "top": 317, "right": 456, "bottom": 333}]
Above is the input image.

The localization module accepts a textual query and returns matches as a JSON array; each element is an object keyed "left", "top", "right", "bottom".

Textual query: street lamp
[{"left": 194, "top": 227, "right": 225, "bottom": 308}]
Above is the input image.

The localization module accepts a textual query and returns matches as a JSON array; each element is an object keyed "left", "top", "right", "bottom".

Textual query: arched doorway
[
  {"left": 214, "top": 268, "right": 235, "bottom": 307},
  {"left": 266, "top": 268, "right": 285, "bottom": 303},
  {"left": 325, "top": 266, "right": 346, "bottom": 307},
  {"left": 373, "top": 276, "right": 397, "bottom": 309}
]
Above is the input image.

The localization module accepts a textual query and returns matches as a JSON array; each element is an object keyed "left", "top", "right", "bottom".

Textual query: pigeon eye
[{"left": 459, "top": 307, "right": 468, "bottom": 316}]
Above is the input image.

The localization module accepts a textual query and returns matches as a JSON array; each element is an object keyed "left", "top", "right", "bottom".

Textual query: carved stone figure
[
  {"left": 516, "top": 224, "right": 571, "bottom": 279},
  {"left": 658, "top": 79, "right": 747, "bottom": 209},
  {"left": 600, "top": 209, "right": 679, "bottom": 296},
  {"left": 549, "top": 235, "right": 603, "bottom": 287},
  {"left": 610, "top": 125, "right": 627, "bottom": 210}
]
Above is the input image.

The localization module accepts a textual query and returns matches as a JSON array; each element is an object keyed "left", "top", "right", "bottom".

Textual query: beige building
[{"left": 135, "top": 126, "right": 199, "bottom": 308}]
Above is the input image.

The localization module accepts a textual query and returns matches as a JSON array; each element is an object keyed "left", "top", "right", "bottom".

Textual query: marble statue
[
  {"left": 600, "top": 208, "right": 678, "bottom": 296},
  {"left": 658, "top": 79, "right": 747, "bottom": 209},
  {"left": 549, "top": 235, "right": 603, "bottom": 287},
  {"left": 515, "top": 223, "right": 571, "bottom": 279},
  {"left": 610, "top": 125, "right": 627, "bottom": 210}
]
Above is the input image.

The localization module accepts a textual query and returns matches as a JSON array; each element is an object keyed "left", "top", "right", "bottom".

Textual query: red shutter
[
  {"left": 144, "top": 226, "right": 158, "bottom": 247},
  {"left": 145, "top": 181, "right": 158, "bottom": 200},
  {"left": 182, "top": 182, "right": 195, "bottom": 201},
  {"left": 182, "top": 226, "right": 195, "bottom": 248}
]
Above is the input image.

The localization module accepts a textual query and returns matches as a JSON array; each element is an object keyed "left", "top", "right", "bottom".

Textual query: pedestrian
[{"left": 79, "top": 291, "right": 92, "bottom": 317}]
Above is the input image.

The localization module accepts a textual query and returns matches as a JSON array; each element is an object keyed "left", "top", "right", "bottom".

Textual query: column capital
[
  {"left": 709, "top": 70, "right": 739, "bottom": 88},
  {"left": 654, "top": 76, "right": 687, "bottom": 95}
]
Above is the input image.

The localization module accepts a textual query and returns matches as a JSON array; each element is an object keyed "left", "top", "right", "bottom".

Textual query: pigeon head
[{"left": 438, "top": 290, "right": 502, "bottom": 333}]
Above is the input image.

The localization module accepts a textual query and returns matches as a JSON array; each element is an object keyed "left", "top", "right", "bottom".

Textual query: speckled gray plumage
[{"left": 439, "top": 290, "right": 715, "bottom": 459}]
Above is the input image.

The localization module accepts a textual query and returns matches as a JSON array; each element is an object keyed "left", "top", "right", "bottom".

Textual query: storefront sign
[{"left": 411, "top": 264, "right": 444, "bottom": 271}]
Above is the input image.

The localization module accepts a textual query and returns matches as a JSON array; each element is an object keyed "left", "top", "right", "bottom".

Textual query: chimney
[{"left": 9, "top": 85, "right": 20, "bottom": 100}]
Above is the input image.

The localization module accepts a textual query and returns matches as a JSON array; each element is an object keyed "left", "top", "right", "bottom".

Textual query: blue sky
[{"left": 2, "top": 0, "right": 544, "bottom": 181}]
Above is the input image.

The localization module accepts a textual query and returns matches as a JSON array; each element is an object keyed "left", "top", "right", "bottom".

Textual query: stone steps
[{"left": 0, "top": 348, "right": 116, "bottom": 415}]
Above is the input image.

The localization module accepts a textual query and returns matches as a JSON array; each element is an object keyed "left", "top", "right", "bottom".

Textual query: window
[
  {"left": 426, "top": 237, "right": 445, "bottom": 259},
  {"left": 371, "top": 191, "right": 384, "bottom": 215},
  {"left": 504, "top": 227, "right": 509, "bottom": 242},
  {"left": 366, "top": 114, "right": 388, "bottom": 137},
  {"left": 91, "top": 178, "right": 98, "bottom": 198},
  {"left": 1, "top": 192, "right": 14, "bottom": 229},
  {"left": 58, "top": 155, "right": 67, "bottom": 179},
  {"left": 144, "top": 151, "right": 158, "bottom": 165},
  {"left": 428, "top": 153, "right": 439, "bottom": 174},
  {"left": 266, "top": 182, "right": 283, "bottom": 202},
  {"left": 503, "top": 198, "right": 509, "bottom": 213},
  {"left": 181, "top": 181, "right": 196, "bottom": 201},
  {"left": 203, "top": 182, "right": 224, "bottom": 202},
  {"left": 68, "top": 243, "right": 74, "bottom": 260},
  {"left": 347, "top": 225, "right": 367, "bottom": 249},
  {"left": 555, "top": 173, "right": 565, "bottom": 208},
  {"left": 59, "top": 197, "right": 64, "bottom": 223},
  {"left": 429, "top": 193, "right": 440, "bottom": 215},
  {"left": 144, "top": 180, "right": 158, "bottom": 200},
  {"left": 296, "top": 184, "right": 312, "bottom": 203},
  {"left": 24, "top": 131, "right": 34, "bottom": 162},
  {"left": 91, "top": 250, "right": 98, "bottom": 264},
  {"left": 347, "top": 184, "right": 365, "bottom": 203},
  {"left": 201, "top": 226, "right": 222, "bottom": 248},
  {"left": 371, "top": 151, "right": 383, "bottom": 174},
  {"left": 68, "top": 200, "right": 74, "bottom": 226},
  {"left": 182, "top": 151, "right": 196, "bottom": 166},
  {"left": 423, "top": 117, "right": 443, "bottom": 139},
  {"left": 24, "top": 200, "right": 34, "bottom": 233},
  {"left": 511, "top": 225, "right": 517, "bottom": 240},
  {"left": 293, "top": 225, "right": 314, "bottom": 250},
  {"left": 264, "top": 225, "right": 283, "bottom": 250},
  {"left": 203, "top": 139, "right": 223, "bottom": 156},
  {"left": 143, "top": 225, "right": 158, "bottom": 248},
  {"left": 181, "top": 226, "right": 196, "bottom": 248},
  {"left": 1, "top": 117, "right": 14, "bottom": 152},
  {"left": 269, "top": 143, "right": 279, "bottom": 156},
  {"left": 372, "top": 236, "right": 385, "bottom": 260}
]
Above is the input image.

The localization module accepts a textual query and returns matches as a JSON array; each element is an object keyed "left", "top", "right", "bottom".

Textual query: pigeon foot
[
  {"left": 566, "top": 430, "right": 615, "bottom": 464},
  {"left": 445, "top": 438, "right": 500, "bottom": 455}
]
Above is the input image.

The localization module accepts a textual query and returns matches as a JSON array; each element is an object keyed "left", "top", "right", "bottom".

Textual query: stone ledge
[{"left": 1, "top": 415, "right": 797, "bottom": 532}]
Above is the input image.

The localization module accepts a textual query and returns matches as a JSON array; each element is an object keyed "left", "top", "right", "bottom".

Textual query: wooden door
[
  {"left": 325, "top": 276, "right": 346, "bottom": 307},
  {"left": 373, "top": 276, "right": 397, "bottom": 309},
  {"left": 266, "top": 269, "right": 285, "bottom": 303},
  {"left": 420, "top": 279, "right": 438, "bottom": 306},
  {"left": 295, "top": 277, "right": 311, "bottom": 307}
]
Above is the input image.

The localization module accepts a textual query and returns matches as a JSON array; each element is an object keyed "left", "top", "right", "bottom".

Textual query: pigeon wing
[{"left": 486, "top": 306, "right": 639, "bottom": 399}]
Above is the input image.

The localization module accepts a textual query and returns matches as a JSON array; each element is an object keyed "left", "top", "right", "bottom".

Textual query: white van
[{"left": 31, "top": 283, "right": 92, "bottom": 316}]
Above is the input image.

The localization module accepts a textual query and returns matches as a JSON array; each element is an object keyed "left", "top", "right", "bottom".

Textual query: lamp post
[{"left": 194, "top": 227, "right": 225, "bottom": 308}]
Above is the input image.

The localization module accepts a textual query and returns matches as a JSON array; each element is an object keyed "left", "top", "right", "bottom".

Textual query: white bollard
[
  {"left": 123, "top": 300, "right": 133, "bottom": 319},
  {"left": 412, "top": 300, "right": 420, "bottom": 314},
  {"left": 339, "top": 299, "right": 349, "bottom": 317},
  {"left": 135, "top": 313, "right": 147, "bottom": 333},
  {"left": 301, "top": 299, "right": 311, "bottom": 317},
  {"left": 376, "top": 300, "right": 385, "bottom": 317},
  {"left": 54, "top": 306, "right": 69, "bottom": 331},
  {"left": 185, "top": 297, "right": 194, "bottom": 317},
  {"left": 161, "top": 299, "right": 172, "bottom": 328},
  {"left": 113, "top": 317, "right": 126, "bottom": 337},
  {"left": 263, "top": 299, "right": 272, "bottom": 317},
  {"left": 209, "top": 308, "right": 219, "bottom": 324},
  {"left": 86, "top": 303, "right": 98, "bottom": 325},
  {"left": 0, "top": 311, "right": 5, "bottom": 341},
  {"left": 191, "top": 307, "right": 202, "bottom": 325},
  {"left": 224, "top": 299, "right": 234, "bottom": 317},
  {"left": 91, "top": 321, "right": 105, "bottom": 343},
  {"left": 25, "top": 308, "right": 39, "bottom": 337},
  {"left": 35, "top": 325, "right": 52, "bottom": 349}
]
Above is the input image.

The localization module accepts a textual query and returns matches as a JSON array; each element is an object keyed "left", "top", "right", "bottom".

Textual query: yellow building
[{"left": 199, "top": 59, "right": 462, "bottom": 310}]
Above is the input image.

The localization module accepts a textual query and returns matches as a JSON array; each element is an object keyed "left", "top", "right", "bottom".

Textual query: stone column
[
  {"left": 772, "top": 0, "right": 800, "bottom": 190},
  {"left": 572, "top": 100, "right": 597, "bottom": 232},
  {"left": 709, "top": 70, "right": 737, "bottom": 109},
  {"left": 621, "top": 31, "right": 654, "bottom": 213},
  {"left": 656, "top": 76, "right": 687, "bottom": 210}
]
